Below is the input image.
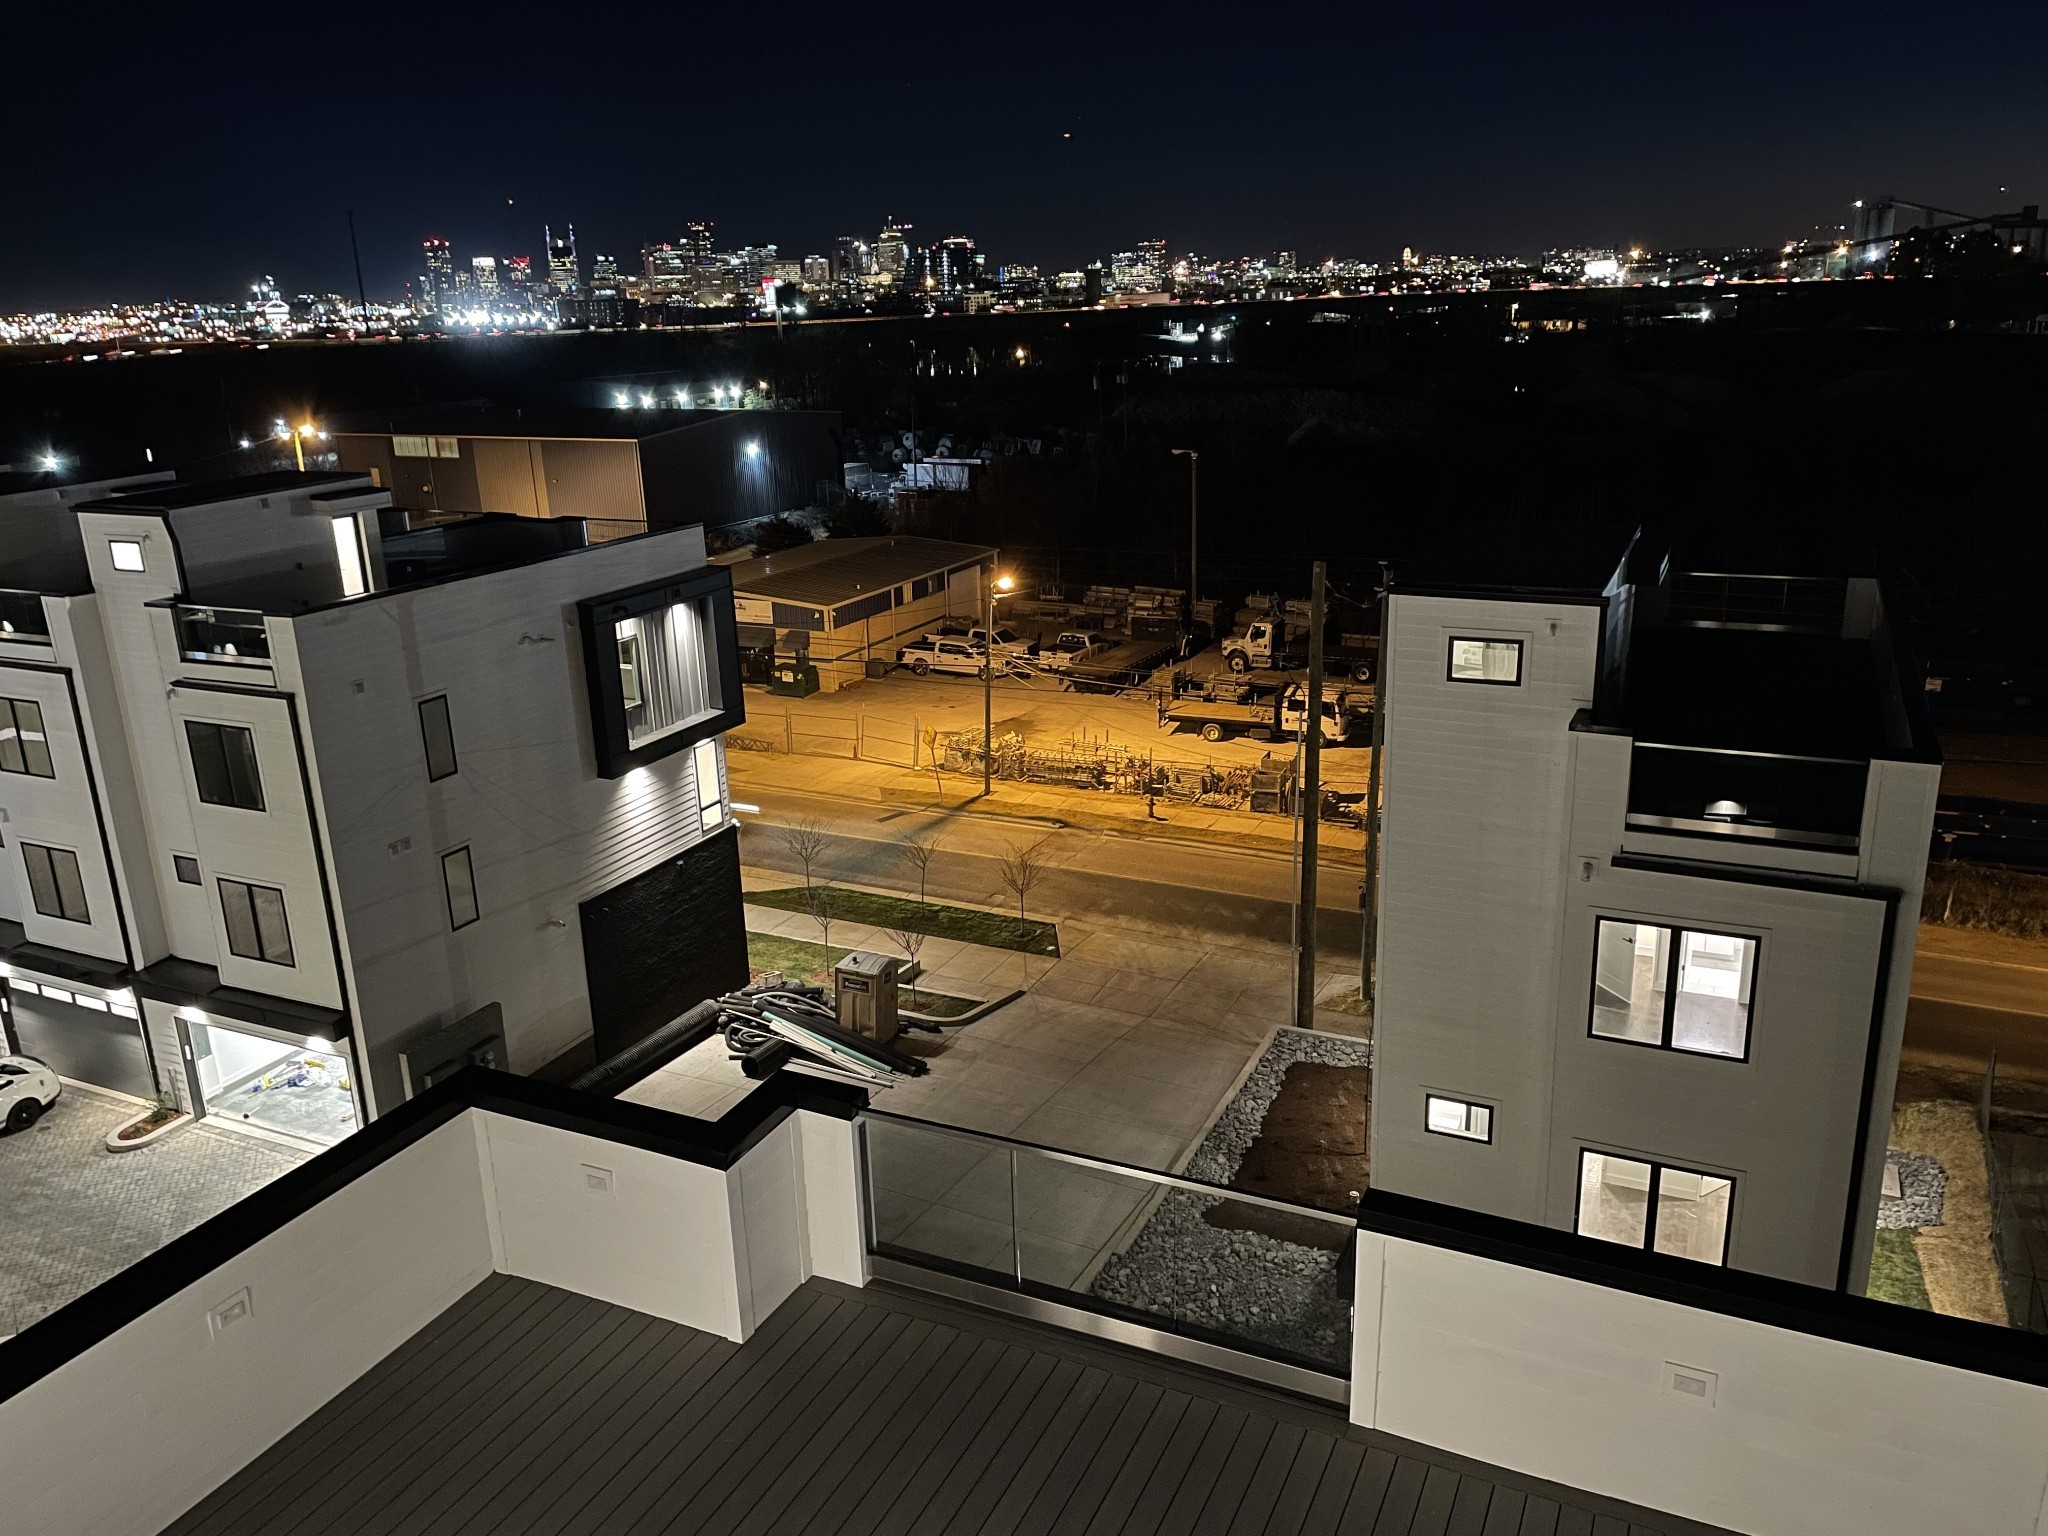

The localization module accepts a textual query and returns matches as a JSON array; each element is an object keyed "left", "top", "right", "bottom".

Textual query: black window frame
[
  {"left": 172, "top": 854, "right": 203, "bottom": 886},
  {"left": 441, "top": 845, "right": 479, "bottom": 931},
  {"left": 184, "top": 720, "right": 267, "bottom": 812},
  {"left": 576, "top": 566, "right": 745, "bottom": 779},
  {"left": 0, "top": 696, "right": 55, "bottom": 779},
  {"left": 1423, "top": 1093, "right": 1495, "bottom": 1143},
  {"left": 217, "top": 876, "right": 295, "bottom": 967},
  {"left": 1573, "top": 1148, "right": 1735, "bottom": 1266},
  {"left": 418, "top": 694, "right": 459, "bottom": 782},
  {"left": 21, "top": 841, "right": 90, "bottom": 923},
  {"left": 1587, "top": 916, "right": 1758, "bottom": 1063},
  {"left": 1445, "top": 635, "right": 1524, "bottom": 686}
]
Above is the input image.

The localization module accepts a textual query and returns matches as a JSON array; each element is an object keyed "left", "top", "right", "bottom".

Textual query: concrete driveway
[{"left": 0, "top": 1088, "right": 307, "bottom": 1338}]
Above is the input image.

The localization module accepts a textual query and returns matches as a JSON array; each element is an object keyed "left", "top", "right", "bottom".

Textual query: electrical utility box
[{"left": 834, "top": 951, "right": 902, "bottom": 1044}]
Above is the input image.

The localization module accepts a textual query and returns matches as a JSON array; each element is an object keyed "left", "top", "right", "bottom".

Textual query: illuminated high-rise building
[
  {"left": 505, "top": 256, "right": 532, "bottom": 291},
  {"left": 683, "top": 221, "right": 715, "bottom": 260},
  {"left": 875, "top": 220, "right": 911, "bottom": 278},
  {"left": 834, "top": 233, "right": 872, "bottom": 284},
  {"left": 470, "top": 256, "right": 500, "bottom": 298},
  {"left": 421, "top": 239, "right": 455, "bottom": 309},
  {"left": 546, "top": 224, "right": 580, "bottom": 294},
  {"left": 591, "top": 253, "right": 620, "bottom": 288}
]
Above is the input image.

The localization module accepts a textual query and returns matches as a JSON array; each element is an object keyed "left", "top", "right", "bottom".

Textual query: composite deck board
[
  {"left": 160, "top": 1275, "right": 1714, "bottom": 1536},
  {"left": 1295, "top": 1436, "right": 1366, "bottom": 1536},
  {"left": 1263, "top": 1430, "right": 1336, "bottom": 1536},
  {"left": 1410, "top": 1462, "right": 1464, "bottom": 1536}
]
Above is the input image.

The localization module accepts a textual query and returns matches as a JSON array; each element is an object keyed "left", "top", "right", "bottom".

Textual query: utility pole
[
  {"left": 1360, "top": 561, "right": 1390, "bottom": 1022},
  {"left": 1294, "top": 560, "right": 1326, "bottom": 1031},
  {"left": 1171, "top": 448, "right": 1199, "bottom": 629},
  {"left": 345, "top": 210, "right": 369, "bottom": 330}
]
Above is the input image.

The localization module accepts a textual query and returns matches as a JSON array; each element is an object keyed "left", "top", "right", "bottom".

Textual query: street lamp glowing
[
  {"left": 39, "top": 453, "right": 61, "bottom": 472},
  {"left": 994, "top": 574, "right": 1016, "bottom": 593},
  {"left": 744, "top": 440, "right": 761, "bottom": 458}
]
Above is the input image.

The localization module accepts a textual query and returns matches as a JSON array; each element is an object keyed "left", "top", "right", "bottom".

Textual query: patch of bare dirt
[{"left": 1206, "top": 1061, "right": 1369, "bottom": 1250}]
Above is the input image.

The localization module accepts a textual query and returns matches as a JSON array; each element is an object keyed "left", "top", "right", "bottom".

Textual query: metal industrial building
[{"left": 330, "top": 405, "right": 841, "bottom": 533}]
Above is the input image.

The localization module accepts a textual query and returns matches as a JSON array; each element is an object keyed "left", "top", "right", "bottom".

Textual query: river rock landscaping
[{"left": 1088, "top": 1029, "right": 1372, "bottom": 1372}]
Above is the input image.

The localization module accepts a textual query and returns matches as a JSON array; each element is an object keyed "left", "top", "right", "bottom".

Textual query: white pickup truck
[
  {"left": 896, "top": 635, "right": 988, "bottom": 676},
  {"left": 1031, "top": 630, "right": 1109, "bottom": 672}
]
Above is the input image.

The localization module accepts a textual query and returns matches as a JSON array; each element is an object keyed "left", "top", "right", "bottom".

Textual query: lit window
[
  {"left": 0, "top": 697, "right": 55, "bottom": 778},
  {"left": 1424, "top": 1094, "right": 1493, "bottom": 1142},
  {"left": 22, "top": 842, "right": 91, "bottom": 923},
  {"left": 218, "top": 877, "right": 294, "bottom": 966},
  {"left": 1447, "top": 636, "right": 1521, "bottom": 684},
  {"left": 442, "top": 846, "right": 479, "bottom": 930},
  {"left": 332, "top": 515, "right": 367, "bottom": 597},
  {"left": 1590, "top": 919, "right": 1756, "bottom": 1059},
  {"left": 73, "top": 993, "right": 108, "bottom": 1013},
  {"left": 109, "top": 539, "right": 146, "bottom": 572},
  {"left": 1576, "top": 1150, "right": 1733, "bottom": 1265},
  {"left": 694, "top": 738, "right": 725, "bottom": 831}
]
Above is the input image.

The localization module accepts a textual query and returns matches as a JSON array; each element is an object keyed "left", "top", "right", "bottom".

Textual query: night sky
[{"left": 9, "top": 2, "right": 2044, "bottom": 311}]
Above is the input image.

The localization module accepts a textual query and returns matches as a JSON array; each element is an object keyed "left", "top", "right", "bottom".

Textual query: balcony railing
[
  {"left": 0, "top": 589, "right": 52, "bottom": 641},
  {"left": 863, "top": 1111, "right": 1356, "bottom": 1380},
  {"left": 175, "top": 604, "right": 271, "bottom": 665}
]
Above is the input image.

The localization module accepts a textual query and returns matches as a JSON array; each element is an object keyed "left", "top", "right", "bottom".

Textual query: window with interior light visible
[
  {"left": 578, "top": 568, "right": 744, "bottom": 779},
  {"left": 218, "top": 878, "right": 294, "bottom": 966},
  {"left": 22, "top": 842, "right": 89, "bottom": 923},
  {"left": 0, "top": 697, "right": 54, "bottom": 778},
  {"left": 1575, "top": 1150, "right": 1734, "bottom": 1266},
  {"left": 1447, "top": 635, "right": 1522, "bottom": 684},
  {"left": 109, "top": 539, "right": 146, "bottom": 573},
  {"left": 694, "top": 738, "right": 725, "bottom": 831},
  {"left": 1424, "top": 1094, "right": 1493, "bottom": 1143},
  {"left": 1589, "top": 918, "right": 1756, "bottom": 1060}
]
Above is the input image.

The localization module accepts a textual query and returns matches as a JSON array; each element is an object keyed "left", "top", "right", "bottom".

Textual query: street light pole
[
  {"left": 1171, "top": 449, "right": 1199, "bottom": 623},
  {"left": 983, "top": 570, "right": 1013, "bottom": 797}
]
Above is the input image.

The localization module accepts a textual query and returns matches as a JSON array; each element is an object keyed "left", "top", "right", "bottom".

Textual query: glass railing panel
[
  {"left": 175, "top": 604, "right": 272, "bottom": 664},
  {"left": 864, "top": 1115, "right": 1016, "bottom": 1283}
]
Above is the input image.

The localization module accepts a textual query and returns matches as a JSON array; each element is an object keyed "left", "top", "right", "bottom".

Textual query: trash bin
[
  {"left": 834, "top": 951, "right": 902, "bottom": 1044},
  {"left": 864, "top": 657, "right": 891, "bottom": 680},
  {"left": 767, "top": 661, "right": 820, "bottom": 697}
]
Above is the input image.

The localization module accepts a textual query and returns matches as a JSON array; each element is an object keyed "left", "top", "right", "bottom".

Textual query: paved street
[
  {"left": 0, "top": 1089, "right": 308, "bottom": 1338},
  {"left": 1904, "top": 924, "right": 2048, "bottom": 1076}
]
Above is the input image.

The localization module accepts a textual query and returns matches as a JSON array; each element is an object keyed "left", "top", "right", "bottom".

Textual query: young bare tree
[
  {"left": 775, "top": 816, "right": 830, "bottom": 895},
  {"left": 995, "top": 836, "right": 1053, "bottom": 948},
  {"left": 801, "top": 879, "right": 838, "bottom": 981},
  {"left": 888, "top": 832, "right": 943, "bottom": 1004}
]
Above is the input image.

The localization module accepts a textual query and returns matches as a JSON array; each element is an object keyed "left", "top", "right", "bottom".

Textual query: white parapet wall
[
  {"left": 1351, "top": 1229, "right": 2048, "bottom": 1536},
  {"left": 0, "top": 1087, "right": 873, "bottom": 1536}
]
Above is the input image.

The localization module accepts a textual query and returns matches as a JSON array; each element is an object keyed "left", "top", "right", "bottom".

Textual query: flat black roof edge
[
  {"left": 1359, "top": 1189, "right": 2048, "bottom": 1389},
  {"left": 0, "top": 1066, "right": 864, "bottom": 1408}
]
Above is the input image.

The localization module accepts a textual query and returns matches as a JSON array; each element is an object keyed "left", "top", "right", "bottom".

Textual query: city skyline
[{"left": 9, "top": 1, "right": 2046, "bottom": 311}]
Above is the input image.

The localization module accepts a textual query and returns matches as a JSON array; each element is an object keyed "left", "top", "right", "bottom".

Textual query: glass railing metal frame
[{"left": 860, "top": 1108, "right": 1356, "bottom": 1403}]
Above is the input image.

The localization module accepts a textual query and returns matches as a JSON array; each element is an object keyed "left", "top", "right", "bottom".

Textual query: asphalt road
[
  {"left": 734, "top": 783, "right": 1366, "bottom": 959},
  {"left": 1905, "top": 943, "right": 2048, "bottom": 1076}
]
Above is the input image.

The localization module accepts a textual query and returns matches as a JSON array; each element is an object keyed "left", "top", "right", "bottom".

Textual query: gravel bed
[
  {"left": 1878, "top": 1149, "right": 1947, "bottom": 1229},
  {"left": 1087, "top": 1028, "right": 1372, "bottom": 1371}
]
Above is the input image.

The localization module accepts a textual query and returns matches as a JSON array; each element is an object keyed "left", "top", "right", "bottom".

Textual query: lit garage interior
[{"left": 188, "top": 1019, "right": 359, "bottom": 1146}]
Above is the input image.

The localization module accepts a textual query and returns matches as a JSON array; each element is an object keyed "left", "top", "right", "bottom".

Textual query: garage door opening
[
  {"left": 191, "top": 1021, "right": 359, "bottom": 1146},
  {"left": 2, "top": 976, "right": 152, "bottom": 1100}
]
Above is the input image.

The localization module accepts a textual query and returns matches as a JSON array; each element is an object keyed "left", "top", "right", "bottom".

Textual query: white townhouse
[
  {"left": 0, "top": 469, "right": 748, "bottom": 1143},
  {"left": 1369, "top": 520, "right": 1941, "bottom": 1292}
]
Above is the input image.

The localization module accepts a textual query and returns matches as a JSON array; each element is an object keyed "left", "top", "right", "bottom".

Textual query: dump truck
[{"left": 1219, "top": 616, "right": 1378, "bottom": 682}]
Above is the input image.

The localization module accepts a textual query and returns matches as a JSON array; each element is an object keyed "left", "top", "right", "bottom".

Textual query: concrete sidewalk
[
  {"left": 735, "top": 867, "right": 1366, "bottom": 1172},
  {"left": 727, "top": 747, "right": 1366, "bottom": 860}
]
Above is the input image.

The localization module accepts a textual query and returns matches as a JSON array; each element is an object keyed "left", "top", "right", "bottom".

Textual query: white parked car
[{"left": 0, "top": 1054, "right": 61, "bottom": 1132}]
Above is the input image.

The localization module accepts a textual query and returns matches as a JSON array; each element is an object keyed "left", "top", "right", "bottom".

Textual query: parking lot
[{"left": 0, "top": 1086, "right": 307, "bottom": 1338}]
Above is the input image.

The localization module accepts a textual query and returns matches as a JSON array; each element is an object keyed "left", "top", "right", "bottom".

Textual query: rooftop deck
[{"left": 160, "top": 1273, "right": 1720, "bottom": 1536}]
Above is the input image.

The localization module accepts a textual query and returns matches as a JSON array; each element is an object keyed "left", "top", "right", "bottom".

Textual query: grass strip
[
  {"left": 1867, "top": 1227, "right": 1934, "bottom": 1312},
  {"left": 745, "top": 932, "right": 979, "bottom": 1018},
  {"left": 747, "top": 886, "right": 1060, "bottom": 956}
]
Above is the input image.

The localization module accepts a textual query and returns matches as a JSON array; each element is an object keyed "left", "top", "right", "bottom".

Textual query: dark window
[
  {"left": 1589, "top": 919, "right": 1756, "bottom": 1060},
  {"left": 22, "top": 843, "right": 89, "bottom": 923},
  {"left": 418, "top": 695, "right": 458, "bottom": 781},
  {"left": 173, "top": 854, "right": 202, "bottom": 885},
  {"left": 1447, "top": 636, "right": 1523, "bottom": 685},
  {"left": 0, "top": 698, "right": 54, "bottom": 778},
  {"left": 442, "top": 846, "right": 479, "bottom": 930},
  {"left": 909, "top": 574, "right": 941, "bottom": 601},
  {"left": 185, "top": 721, "right": 266, "bottom": 811},
  {"left": 218, "top": 878, "right": 294, "bottom": 966}
]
